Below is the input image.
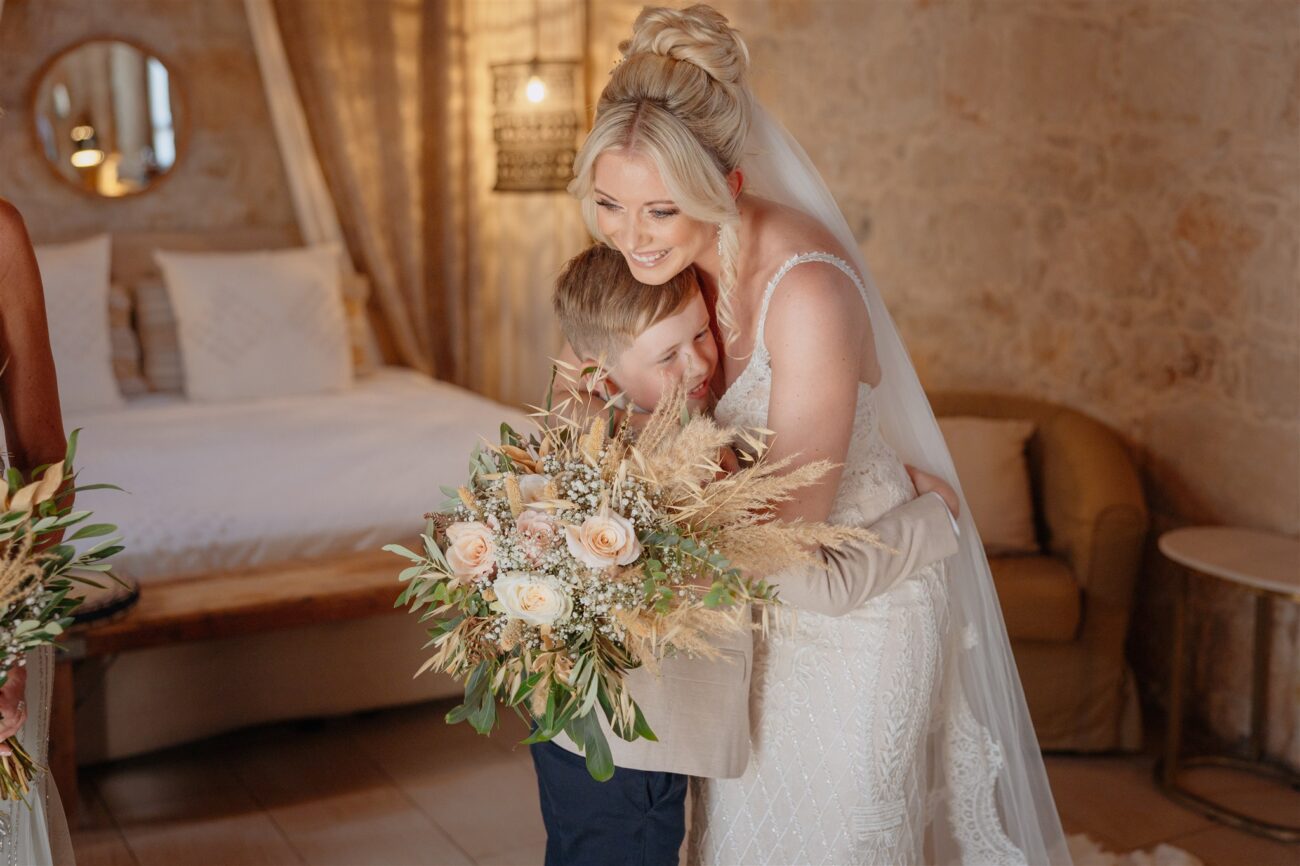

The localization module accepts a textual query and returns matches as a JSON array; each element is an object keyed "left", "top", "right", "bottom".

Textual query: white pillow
[
  {"left": 939, "top": 416, "right": 1039, "bottom": 555},
  {"left": 153, "top": 246, "right": 353, "bottom": 402},
  {"left": 33, "top": 234, "right": 124, "bottom": 413}
]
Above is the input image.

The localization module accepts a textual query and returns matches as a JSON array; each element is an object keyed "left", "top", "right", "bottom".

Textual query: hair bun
[{"left": 620, "top": 4, "right": 749, "bottom": 87}]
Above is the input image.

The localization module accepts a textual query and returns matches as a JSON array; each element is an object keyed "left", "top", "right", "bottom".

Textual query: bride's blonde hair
[{"left": 569, "top": 4, "right": 750, "bottom": 348}]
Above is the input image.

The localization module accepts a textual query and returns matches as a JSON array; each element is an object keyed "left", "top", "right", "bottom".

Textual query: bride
[
  {"left": 566, "top": 6, "right": 1069, "bottom": 864},
  {"left": 0, "top": 198, "right": 76, "bottom": 865}
]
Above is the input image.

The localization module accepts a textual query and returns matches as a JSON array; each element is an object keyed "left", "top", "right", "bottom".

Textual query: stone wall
[
  {"left": 591, "top": 0, "right": 1299, "bottom": 763},
  {"left": 0, "top": 0, "right": 298, "bottom": 245}
]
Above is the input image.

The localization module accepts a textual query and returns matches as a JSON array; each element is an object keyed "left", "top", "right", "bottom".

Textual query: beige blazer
[{"left": 554, "top": 492, "right": 960, "bottom": 779}]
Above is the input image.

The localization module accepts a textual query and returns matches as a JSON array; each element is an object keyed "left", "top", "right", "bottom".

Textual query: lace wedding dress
[
  {"left": 0, "top": 647, "right": 75, "bottom": 866},
  {"left": 689, "top": 252, "right": 1029, "bottom": 866}
]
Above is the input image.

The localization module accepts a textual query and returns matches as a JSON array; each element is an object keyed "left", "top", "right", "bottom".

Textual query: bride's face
[{"left": 592, "top": 149, "right": 714, "bottom": 285}]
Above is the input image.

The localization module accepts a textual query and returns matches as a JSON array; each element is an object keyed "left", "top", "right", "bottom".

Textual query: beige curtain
[
  {"left": 272, "top": 0, "right": 586, "bottom": 404},
  {"left": 272, "top": 0, "right": 433, "bottom": 376},
  {"left": 244, "top": 0, "right": 347, "bottom": 253}
]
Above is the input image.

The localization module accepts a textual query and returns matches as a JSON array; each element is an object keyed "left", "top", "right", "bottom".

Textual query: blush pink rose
[
  {"left": 516, "top": 508, "right": 557, "bottom": 542},
  {"left": 564, "top": 511, "right": 641, "bottom": 569},
  {"left": 445, "top": 521, "right": 496, "bottom": 579},
  {"left": 517, "top": 474, "right": 549, "bottom": 506}
]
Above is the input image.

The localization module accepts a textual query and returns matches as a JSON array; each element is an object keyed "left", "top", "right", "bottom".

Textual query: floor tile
[
  {"left": 91, "top": 750, "right": 301, "bottom": 866},
  {"left": 68, "top": 778, "right": 139, "bottom": 866},
  {"left": 375, "top": 748, "right": 545, "bottom": 860},
  {"left": 473, "top": 839, "right": 546, "bottom": 866},
  {"left": 1171, "top": 824, "right": 1300, "bottom": 866},
  {"left": 1174, "top": 764, "right": 1300, "bottom": 828},
  {"left": 1045, "top": 754, "right": 1214, "bottom": 849},
  {"left": 73, "top": 699, "right": 1294, "bottom": 866},
  {"left": 232, "top": 721, "right": 473, "bottom": 865}
]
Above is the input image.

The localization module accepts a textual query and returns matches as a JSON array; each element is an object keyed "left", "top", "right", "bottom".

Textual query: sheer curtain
[
  {"left": 265, "top": 0, "right": 586, "bottom": 403},
  {"left": 268, "top": 0, "right": 438, "bottom": 377}
]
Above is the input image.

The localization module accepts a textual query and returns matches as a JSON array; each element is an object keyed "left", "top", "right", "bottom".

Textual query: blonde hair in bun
[{"left": 570, "top": 4, "right": 750, "bottom": 349}]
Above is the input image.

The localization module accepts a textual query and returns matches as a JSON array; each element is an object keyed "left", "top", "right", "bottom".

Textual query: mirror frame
[{"left": 27, "top": 35, "right": 189, "bottom": 200}]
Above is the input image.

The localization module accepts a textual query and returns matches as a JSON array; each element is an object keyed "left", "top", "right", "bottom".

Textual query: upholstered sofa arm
[
  {"left": 928, "top": 392, "right": 1149, "bottom": 610},
  {"left": 1035, "top": 411, "right": 1148, "bottom": 608}
]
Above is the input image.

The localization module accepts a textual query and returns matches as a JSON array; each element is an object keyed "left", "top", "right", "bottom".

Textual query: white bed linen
[
  {"left": 69, "top": 367, "right": 527, "bottom": 583},
  {"left": 61, "top": 367, "right": 527, "bottom": 762}
]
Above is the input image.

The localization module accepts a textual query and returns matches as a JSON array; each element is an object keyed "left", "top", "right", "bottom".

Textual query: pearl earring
[{"left": 716, "top": 224, "right": 724, "bottom": 259}]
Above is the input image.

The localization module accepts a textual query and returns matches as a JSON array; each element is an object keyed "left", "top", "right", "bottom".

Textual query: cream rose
[
  {"left": 516, "top": 508, "right": 557, "bottom": 541},
  {"left": 565, "top": 510, "right": 642, "bottom": 569},
  {"left": 445, "top": 521, "right": 496, "bottom": 579},
  {"left": 518, "top": 474, "right": 549, "bottom": 506},
  {"left": 493, "top": 572, "right": 573, "bottom": 627}
]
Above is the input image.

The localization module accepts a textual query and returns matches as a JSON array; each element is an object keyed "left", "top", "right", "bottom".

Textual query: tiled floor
[{"left": 72, "top": 699, "right": 1299, "bottom": 866}]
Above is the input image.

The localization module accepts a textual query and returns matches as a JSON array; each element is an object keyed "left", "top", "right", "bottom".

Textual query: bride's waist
[{"left": 828, "top": 453, "right": 915, "bottom": 526}]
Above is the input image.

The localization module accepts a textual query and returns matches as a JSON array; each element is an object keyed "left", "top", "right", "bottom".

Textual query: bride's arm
[
  {"left": 0, "top": 201, "right": 67, "bottom": 479},
  {"left": 762, "top": 262, "right": 876, "bottom": 523},
  {"left": 758, "top": 263, "right": 961, "bottom": 616}
]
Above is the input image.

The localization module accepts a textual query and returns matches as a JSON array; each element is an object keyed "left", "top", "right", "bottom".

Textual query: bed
[
  {"left": 66, "top": 367, "right": 529, "bottom": 762},
  {"left": 14, "top": 229, "right": 537, "bottom": 764}
]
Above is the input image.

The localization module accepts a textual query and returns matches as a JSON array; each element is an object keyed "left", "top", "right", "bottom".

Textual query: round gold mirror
[{"left": 31, "top": 39, "right": 183, "bottom": 198}]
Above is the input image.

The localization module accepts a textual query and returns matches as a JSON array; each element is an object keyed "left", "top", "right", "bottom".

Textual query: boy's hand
[{"left": 906, "top": 464, "right": 961, "bottom": 519}]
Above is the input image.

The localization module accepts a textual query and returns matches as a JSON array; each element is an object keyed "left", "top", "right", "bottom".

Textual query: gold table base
[{"left": 1158, "top": 568, "right": 1300, "bottom": 843}]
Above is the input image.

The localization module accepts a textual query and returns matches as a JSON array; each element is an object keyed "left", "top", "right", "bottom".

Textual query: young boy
[
  {"left": 536, "top": 244, "right": 961, "bottom": 866},
  {"left": 553, "top": 242, "right": 718, "bottom": 422}
]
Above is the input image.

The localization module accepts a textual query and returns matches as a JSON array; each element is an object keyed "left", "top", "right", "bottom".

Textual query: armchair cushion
[
  {"left": 988, "top": 555, "right": 1081, "bottom": 642},
  {"left": 939, "top": 416, "right": 1039, "bottom": 555}
]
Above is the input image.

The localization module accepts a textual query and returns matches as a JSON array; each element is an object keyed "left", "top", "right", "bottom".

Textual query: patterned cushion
[
  {"left": 32, "top": 235, "right": 125, "bottom": 412},
  {"left": 108, "top": 283, "right": 148, "bottom": 397},
  {"left": 133, "top": 264, "right": 376, "bottom": 395},
  {"left": 153, "top": 246, "right": 353, "bottom": 402},
  {"left": 134, "top": 279, "right": 186, "bottom": 394},
  {"left": 339, "top": 271, "right": 381, "bottom": 376},
  {"left": 938, "top": 416, "right": 1040, "bottom": 555}
]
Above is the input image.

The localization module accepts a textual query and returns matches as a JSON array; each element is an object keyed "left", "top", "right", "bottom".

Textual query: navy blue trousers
[{"left": 530, "top": 740, "right": 687, "bottom": 866}]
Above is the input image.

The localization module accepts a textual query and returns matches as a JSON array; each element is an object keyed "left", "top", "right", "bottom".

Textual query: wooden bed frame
[{"left": 52, "top": 546, "right": 410, "bottom": 821}]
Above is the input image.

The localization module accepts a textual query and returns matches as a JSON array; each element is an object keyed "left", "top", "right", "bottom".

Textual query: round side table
[{"left": 1156, "top": 526, "right": 1300, "bottom": 843}]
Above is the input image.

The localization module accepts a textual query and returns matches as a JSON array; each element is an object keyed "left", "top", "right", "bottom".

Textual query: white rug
[{"left": 1068, "top": 833, "right": 1204, "bottom": 866}]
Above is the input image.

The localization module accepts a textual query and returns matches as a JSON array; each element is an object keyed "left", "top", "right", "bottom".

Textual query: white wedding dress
[
  {"left": 0, "top": 647, "right": 75, "bottom": 866},
  {"left": 689, "top": 252, "right": 1031, "bottom": 866}
]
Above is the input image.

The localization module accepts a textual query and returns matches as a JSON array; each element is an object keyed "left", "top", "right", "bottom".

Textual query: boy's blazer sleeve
[{"left": 767, "top": 492, "right": 960, "bottom": 617}]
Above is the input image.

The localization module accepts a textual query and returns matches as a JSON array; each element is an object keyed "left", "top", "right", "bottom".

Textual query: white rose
[
  {"left": 445, "top": 521, "right": 496, "bottom": 579},
  {"left": 518, "top": 474, "right": 549, "bottom": 506},
  {"left": 565, "top": 510, "right": 642, "bottom": 569},
  {"left": 493, "top": 573, "right": 573, "bottom": 627},
  {"left": 516, "top": 508, "right": 557, "bottom": 542}
]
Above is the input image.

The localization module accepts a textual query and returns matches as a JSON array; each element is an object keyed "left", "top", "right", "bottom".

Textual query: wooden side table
[{"left": 1156, "top": 526, "right": 1300, "bottom": 843}]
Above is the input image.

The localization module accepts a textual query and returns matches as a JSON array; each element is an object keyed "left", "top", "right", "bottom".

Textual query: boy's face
[{"left": 601, "top": 292, "right": 718, "bottom": 414}]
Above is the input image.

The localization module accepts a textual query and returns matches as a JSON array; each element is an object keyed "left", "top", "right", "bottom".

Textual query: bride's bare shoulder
[{"left": 745, "top": 195, "right": 852, "bottom": 267}]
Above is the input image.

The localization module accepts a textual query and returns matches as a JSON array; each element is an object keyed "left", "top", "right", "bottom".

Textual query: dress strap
[{"left": 755, "top": 251, "right": 871, "bottom": 356}]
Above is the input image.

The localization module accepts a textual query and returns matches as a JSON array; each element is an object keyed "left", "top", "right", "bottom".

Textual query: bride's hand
[
  {"left": 905, "top": 465, "right": 961, "bottom": 520},
  {"left": 0, "top": 664, "right": 29, "bottom": 752}
]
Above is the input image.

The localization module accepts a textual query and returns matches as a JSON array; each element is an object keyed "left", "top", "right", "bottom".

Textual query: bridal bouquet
[
  {"left": 390, "top": 377, "right": 875, "bottom": 779},
  {"left": 0, "top": 431, "right": 121, "bottom": 799}
]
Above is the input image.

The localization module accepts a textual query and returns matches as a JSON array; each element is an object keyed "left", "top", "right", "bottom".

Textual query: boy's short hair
[{"left": 554, "top": 244, "right": 701, "bottom": 363}]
